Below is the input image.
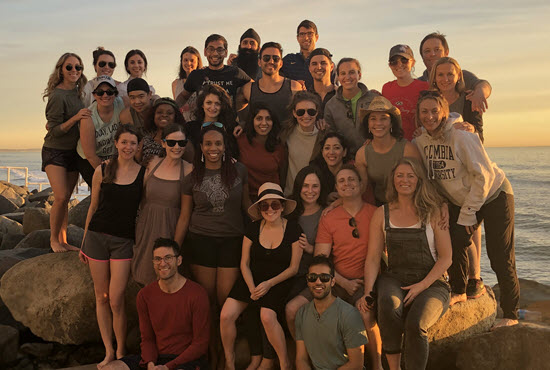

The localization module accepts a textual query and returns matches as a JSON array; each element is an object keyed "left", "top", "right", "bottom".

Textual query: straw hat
[
  {"left": 247, "top": 182, "right": 296, "bottom": 221},
  {"left": 358, "top": 95, "right": 402, "bottom": 127}
]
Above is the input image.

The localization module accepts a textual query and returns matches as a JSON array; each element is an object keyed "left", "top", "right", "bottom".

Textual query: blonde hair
[
  {"left": 415, "top": 90, "right": 450, "bottom": 141},
  {"left": 43, "top": 53, "right": 87, "bottom": 101},
  {"left": 429, "top": 57, "right": 465, "bottom": 94},
  {"left": 385, "top": 157, "right": 444, "bottom": 224}
]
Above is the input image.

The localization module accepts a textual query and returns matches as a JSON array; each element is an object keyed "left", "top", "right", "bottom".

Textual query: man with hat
[
  {"left": 228, "top": 28, "right": 262, "bottom": 80},
  {"left": 119, "top": 77, "right": 153, "bottom": 135},
  {"left": 307, "top": 48, "right": 336, "bottom": 115}
]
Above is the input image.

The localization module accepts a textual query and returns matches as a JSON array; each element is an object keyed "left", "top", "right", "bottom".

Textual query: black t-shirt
[{"left": 184, "top": 65, "right": 251, "bottom": 101}]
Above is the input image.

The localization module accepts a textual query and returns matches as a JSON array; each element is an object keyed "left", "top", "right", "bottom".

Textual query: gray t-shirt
[
  {"left": 296, "top": 297, "right": 368, "bottom": 370},
  {"left": 183, "top": 162, "right": 247, "bottom": 237},
  {"left": 297, "top": 208, "right": 323, "bottom": 275}
]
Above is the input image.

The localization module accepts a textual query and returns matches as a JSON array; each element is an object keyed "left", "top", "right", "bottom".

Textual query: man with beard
[
  {"left": 237, "top": 42, "right": 304, "bottom": 125},
  {"left": 295, "top": 255, "right": 367, "bottom": 370},
  {"left": 308, "top": 48, "right": 336, "bottom": 116},
  {"left": 176, "top": 34, "right": 251, "bottom": 110},
  {"left": 105, "top": 238, "right": 210, "bottom": 370},
  {"left": 228, "top": 28, "right": 262, "bottom": 80}
]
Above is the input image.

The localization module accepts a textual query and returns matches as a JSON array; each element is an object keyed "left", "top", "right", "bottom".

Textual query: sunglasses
[
  {"left": 164, "top": 139, "right": 188, "bottom": 147},
  {"left": 262, "top": 55, "right": 281, "bottom": 63},
  {"left": 65, "top": 64, "right": 83, "bottom": 72},
  {"left": 259, "top": 200, "right": 282, "bottom": 212},
  {"left": 306, "top": 273, "right": 333, "bottom": 283},
  {"left": 98, "top": 61, "right": 116, "bottom": 69},
  {"left": 295, "top": 108, "right": 317, "bottom": 117},
  {"left": 389, "top": 57, "right": 409, "bottom": 66},
  {"left": 93, "top": 89, "right": 116, "bottom": 96},
  {"left": 345, "top": 100, "right": 353, "bottom": 119},
  {"left": 349, "top": 217, "right": 360, "bottom": 238},
  {"left": 202, "top": 121, "right": 224, "bottom": 129}
]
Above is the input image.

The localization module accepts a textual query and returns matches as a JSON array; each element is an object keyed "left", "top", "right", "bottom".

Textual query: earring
[
  {"left": 201, "top": 153, "right": 204, "bottom": 163},
  {"left": 222, "top": 153, "right": 226, "bottom": 162},
  {"left": 390, "top": 127, "right": 393, "bottom": 134}
]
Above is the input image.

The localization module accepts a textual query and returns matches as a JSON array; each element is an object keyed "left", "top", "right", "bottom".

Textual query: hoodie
[{"left": 413, "top": 113, "right": 506, "bottom": 226}]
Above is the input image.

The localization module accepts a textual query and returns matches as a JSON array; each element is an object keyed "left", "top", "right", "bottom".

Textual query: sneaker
[{"left": 466, "top": 278, "right": 486, "bottom": 299}]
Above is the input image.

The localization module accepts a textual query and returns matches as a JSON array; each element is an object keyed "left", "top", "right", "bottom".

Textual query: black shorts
[
  {"left": 186, "top": 232, "right": 242, "bottom": 268},
  {"left": 119, "top": 354, "right": 208, "bottom": 370},
  {"left": 41, "top": 146, "right": 79, "bottom": 172},
  {"left": 76, "top": 156, "right": 95, "bottom": 187},
  {"left": 81, "top": 230, "right": 134, "bottom": 261}
]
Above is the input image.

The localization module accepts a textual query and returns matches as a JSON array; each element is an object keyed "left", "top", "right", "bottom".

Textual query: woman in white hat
[{"left": 220, "top": 182, "right": 302, "bottom": 370}]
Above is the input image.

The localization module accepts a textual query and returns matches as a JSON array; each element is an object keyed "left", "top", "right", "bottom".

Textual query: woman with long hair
[
  {"left": 381, "top": 44, "right": 429, "bottom": 141},
  {"left": 117, "top": 49, "right": 156, "bottom": 103},
  {"left": 413, "top": 91, "right": 519, "bottom": 327},
  {"left": 355, "top": 96, "right": 422, "bottom": 206},
  {"left": 79, "top": 124, "right": 145, "bottom": 368},
  {"left": 220, "top": 182, "right": 302, "bottom": 370},
  {"left": 358, "top": 157, "right": 452, "bottom": 370},
  {"left": 133, "top": 123, "right": 193, "bottom": 286},
  {"left": 172, "top": 46, "right": 203, "bottom": 121},
  {"left": 42, "top": 52, "right": 89, "bottom": 253},
  {"left": 82, "top": 47, "right": 119, "bottom": 107},
  {"left": 238, "top": 103, "right": 285, "bottom": 201}
]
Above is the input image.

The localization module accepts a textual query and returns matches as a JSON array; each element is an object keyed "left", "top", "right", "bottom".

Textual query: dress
[
  {"left": 133, "top": 159, "right": 185, "bottom": 285},
  {"left": 229, "top": 220, "right": 302, "bottom": 311}
]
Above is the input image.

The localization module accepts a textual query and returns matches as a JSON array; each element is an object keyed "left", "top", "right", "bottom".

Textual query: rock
[
  {"left": 0, "top": 248, "right": 50, "bottom": 281},
  {"left": 20, "top": 343, "right": 54, "bottom": 359},
  {"left": 0, "top": 187, "right": 24, "bottom": 208},
  {"left": 494, "top": 278, "right": 550, "bottom": 325},
  {"left": 456, "top": 322, "right": 550, "bottom": 370},
  {"left": 2, "top": 212, "right": 24, "bottom": 224},
  {"left": 27, "top": 187, "right": 53, "bottom": 203},
  {"left": 0, "top": 252, "right": 140, "bottom": 345},
  {"left": 0, "top": 233, "right": 25, "bottom": 250},
  {"left": 68, "top": 196, "right": 90, "bottom": 228},
  {"left": 68, "top": 198, "right": 80, "bottom": 210},
  {"left": 22, "top": 207, "right": 50, "bottom": 234},
  {"left": 14, "top": 225, "right": 84, "bottom": 250},
  {"left": 0, "top": 181, "right": 28, "bottom": 197},
  {"left": 0, "top": 216, "right": 23, "bottom": 236},
  {"left": 426, "top": 287, "right": 497, "bottom": 369},
  {"left": 0, "top": 324, "right": 19, "bottom": 364},
  {"left": 0, "top": 196, "right": 18, "bottom": 215}
]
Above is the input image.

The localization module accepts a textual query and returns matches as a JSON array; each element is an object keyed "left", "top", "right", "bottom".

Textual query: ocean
[{"left": 1, "top": 147, "right": 549, "bottom": 286}]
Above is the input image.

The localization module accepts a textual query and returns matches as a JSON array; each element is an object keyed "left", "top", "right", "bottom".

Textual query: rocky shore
[{"left": 0, "top": 180, "right": 549, "bottom": 369}]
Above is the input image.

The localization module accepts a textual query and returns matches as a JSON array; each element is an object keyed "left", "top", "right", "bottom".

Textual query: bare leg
[
  {"left": 260, "top": 308, "right": 291, "bottom": 370},
  {"left": 216, "top": 267, "right": 240, "bottom": 307},
  {"left": 359, "top": 309, "right": 383, "bottom": 370},
  {"left": 88, "top": 259, "right": 115, "bottom": 369},
  {"left": 386, "top": 353, "right": 402, "bottom": 370},
  {"left": 45, "top": 165, "right": 74, "bottom": 252},
  {"left": 60, "top": 171, "right": 79, "bottom": 250},
  {"left": 220, "top": 298, "right": 249, "bottom": 370},
  {"left": 491, "top": 318, "right": 519, "bottom": 330},
  {"left": 285, "top": 295, "right": 309, "bottom": 339},
  {"left": 102, "top": 360, "right": 130, "bottom": 370},
  {"left": 109, "top": 260, "right": 132, "bottom": 359}
]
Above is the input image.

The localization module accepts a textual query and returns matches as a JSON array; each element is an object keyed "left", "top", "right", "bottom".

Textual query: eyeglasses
[
  {"left": 65, "top": 64, "right": 83, "bottom": 72},
  {"left": 152, "top": 255, "right": 178, "bottom": 264},
  {"left": 298, "top": 31, "right": 316, "bottom": 38},
  {"left": 259, "top": 200, "right": 283, "bottom": 212},
  {"left": 389, "top": 57, "right": 409, "bottom": 66},
  {"left": 164, "top": 139, "right": 188, "bottom": 147},
  {"left": 201, "top": 121, "right": 225, "bottom": 129},
  {"left": 349, "top": 217, "right": 359, "bottom": 238},
  {"left": 345, "top": 100, "right": 353, "bottom": 119},
  {"left": 206, "top": 47, "right": 226, "bottom": 54},
  {"left": 93, "top": 89, "right": 116, "bottom": 96},
  {"left": 262, "top": 55, "right": 281, "bottom": 63},
  {"left": 306, "top": 273, "right": 333, "bottom": 283},
  {"left": 295, "top": 108, "right": 317, "bottom": 117},
  {"left": 98, "top": 61, "right": 116, "bottom": 69}
]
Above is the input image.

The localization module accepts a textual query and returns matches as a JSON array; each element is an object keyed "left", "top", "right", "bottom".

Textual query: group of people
[{"left": 40, "top": 18, "right": 519, "bottom": 370}]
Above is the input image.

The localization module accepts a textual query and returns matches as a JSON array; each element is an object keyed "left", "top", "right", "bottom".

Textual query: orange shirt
[{"left": 316, "top": 203, "right": 377, "bottom": 279}]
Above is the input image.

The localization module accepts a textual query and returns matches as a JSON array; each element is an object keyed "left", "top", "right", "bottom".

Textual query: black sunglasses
[
  {"left": 259, "top": 200, "right": 282, "bottom": 212},
  {"left": 262, "top": 55, "right": 281, "bottom": 63},
  {"left": 65, "top": 64, "right": 83, "bottom": 72},
  {"left": 98, "top": 61, "right": 116, "bottom": 69},
  {"left": 306, "top": 273, "right": 333, "bottom": 283},
  {"left": 345, "top": 100, "right": 353, "bottom": 119},
  {"left": 295, "top": 108, "right": 317, "bottom": 117},
  {"left": 389, "top": 57, "right": 409, "bottom": 66},
  {"left": 349, "top": 217, "right": 359, "bottom": 238},
  {"left": 93, "top": 89, "right": 116, "bottom": 97},
  {"left": 164, "top": 139, "right": 188, "bottom": 147}
]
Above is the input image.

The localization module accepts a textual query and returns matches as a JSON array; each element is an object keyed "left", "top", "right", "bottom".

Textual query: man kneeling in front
[
  {"left": 295, "top": 255, "right": 368, "bottom": 369},
  {"left": 105, "top": 238, "right": 210, "bottom": 370}
]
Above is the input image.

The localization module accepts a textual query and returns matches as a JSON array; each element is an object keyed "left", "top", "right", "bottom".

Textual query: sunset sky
[{"left": 0, "top": 0, "right": 548, "bottom": 149}]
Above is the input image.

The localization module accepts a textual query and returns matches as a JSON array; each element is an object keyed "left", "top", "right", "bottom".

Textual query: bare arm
[
  {"left": 119, "top": 107, "right": 134, "bottom": 125},
  {"left": 355, "top": 145, "right": 369, "bottom": 194},
  {"left": 175, "top": 89, "right": 192, "bottom": 108},
  {"left": 338, "top": 346, "right": 364, "bottom": 369},
  {"left": 174, "top": 194, "right": 193, "bottom": 247},
  {"left": 236, "top": 81, "right": 252, "bottom": 114},
  {"left": 466, "top": 80, "right": 492, "bottom": 113},
  {"left": 171, "top": 79, "right": 178, "bottom": 100},
  {"left": 295, "top": 340, "right": 312, "bottom": 370},
  {"left": 80, "top": 117, "right": 102, "bottom": 169},
  {"left": 290, "top": 79, "right": 306, "bottom": 93},
  {"left": 267, "top": 240, "right": 302, "bottom": 286},
  {"left": 80, "top": 166, "right": 103, "bottom": 253}
]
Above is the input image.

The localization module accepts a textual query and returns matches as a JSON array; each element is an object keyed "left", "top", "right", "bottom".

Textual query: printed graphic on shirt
[
  {"left": 199, "top": 174, "right": 229, "bottom": 213},
  {"left": 422, "top": 144, "right": 457, "bottom": 180}
]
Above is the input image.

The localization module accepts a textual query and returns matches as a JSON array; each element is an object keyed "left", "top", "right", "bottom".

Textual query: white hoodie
[{"left": 413, "top": 113, "right": 506, "bottom": 226}]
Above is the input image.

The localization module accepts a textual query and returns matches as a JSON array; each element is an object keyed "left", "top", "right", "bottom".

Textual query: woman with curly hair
[{"left": 42, "top": 52, "right": 89, "bottom": 253}]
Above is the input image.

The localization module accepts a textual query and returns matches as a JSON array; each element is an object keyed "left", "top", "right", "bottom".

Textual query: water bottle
[{"left": 518, "top": 309, "right": 542, "bottom": 321}]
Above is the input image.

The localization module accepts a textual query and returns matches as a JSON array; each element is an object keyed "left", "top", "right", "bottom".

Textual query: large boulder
[
  {"left": 68, "top": 196, "right": 90, "bottom": 228},
  {"left": 27, "top": 187, "right": 53, "bottom": 203},
  {"left": 0, "top": 324, "right": 19, "bottom": 364},
  {"left": 456, "top": 322, "right": 550, "bottom": 370},
  {"left": 22, "top": 207, "right": 50, "bottom": 234},
  {"left": 2, "top": 212, "right": 24, "bottom": 224},
  {"left": 0, "top": 181, "right": 28, "bottom": 197},
  {"left": 0, "top": 195, "right": 18, "bottom": 215},
  {"left": 0, "top": 184, "right": 25, "bottom": 208},
  {"left": 0, "top": 252, "right": 140, "bottom": 345},
  {"left": 14, "top": 225, "right": 85, "bottom": 250},
  {"left": 0, "top": 233, "right": 25, "bottom": 250},
  {"left": 0, "top": 216, "right": 23, "bottom": 236}
]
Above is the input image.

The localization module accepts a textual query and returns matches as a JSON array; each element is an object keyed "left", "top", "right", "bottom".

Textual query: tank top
[
  {"left": 365, "top": 138, "right": 407, "bottom": 204},
  {"left": 249, "top": 78, "right": 293, "bottom": 124},
  {"left": 88, "top": 165, "right": 146, "bottom": 240}
]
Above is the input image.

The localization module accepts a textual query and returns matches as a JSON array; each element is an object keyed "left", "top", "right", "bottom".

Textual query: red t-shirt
[
  {"left": 316, "top": 203, "right": 377, "bottom": 279},
  {"left": 237, "top": 134, "right": 286, "bottom": 198},
  {"left": 137, "top": 279, "right": 210, "bottom": 369},
  {"left": 382, "top": 79, "right": 429, "bottom": 141}
]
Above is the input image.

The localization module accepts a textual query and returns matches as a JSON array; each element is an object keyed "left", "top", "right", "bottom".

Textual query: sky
[{"left": 0, "top": 0, "right": 549, "bottom": 149}]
